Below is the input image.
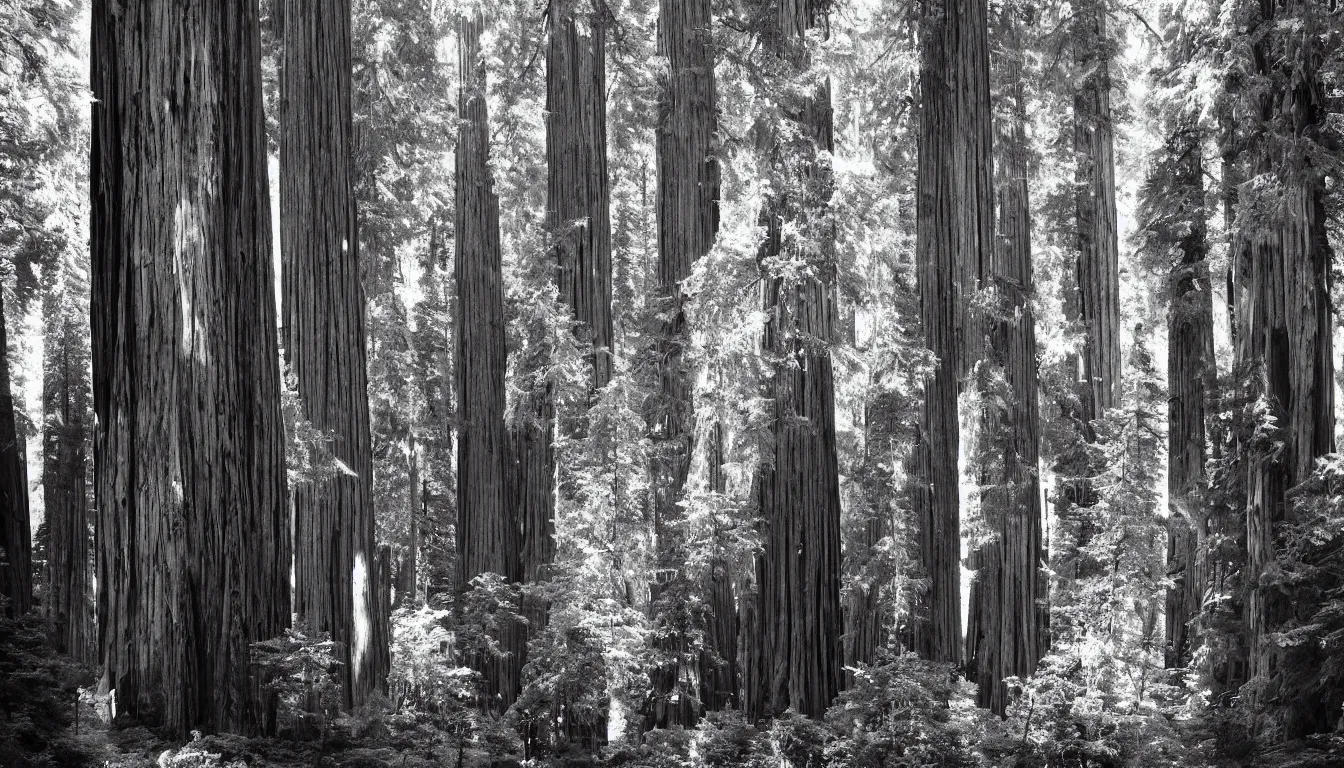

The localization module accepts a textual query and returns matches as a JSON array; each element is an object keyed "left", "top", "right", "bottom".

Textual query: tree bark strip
[
  {"left": 0, "top": 289, "right": 30, "bottom": 619},
  {"left": 281, "top": 0, "right": 388, "bottom": 708},
  {"left": 744, "top": 0, "right": 843, "bottom": 721},
  {"left": 645, "top": 0, "right": 719, "bottom": 729},
  {"left": 92, "top": 0, "right": 290, "bottom": 735},
  {"left": 455, "top": 10, "right": 522, "bottom": 709}
]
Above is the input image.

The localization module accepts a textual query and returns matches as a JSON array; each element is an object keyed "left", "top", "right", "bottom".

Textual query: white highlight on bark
[{"left": 351, "top": 551, "right": 370, "bottom": 689}]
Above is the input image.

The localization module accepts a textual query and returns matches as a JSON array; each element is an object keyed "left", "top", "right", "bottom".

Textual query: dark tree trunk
[
  {"left": 281, "top": 0, "right": 388, "bottom": 708},
  {"left": 645, "top": 0, "right": 719, "bottom": 730},
  {"left": 455, "top": 10, "right": 521, "bottom": 709},
  {"left": 91, "top": 0, "right": 290, "bottom": 736},
  {"left": 913, "top": 0, "right": 994, "bottom": 664},
  {"left": 1054, "top": 0, "right": 1121, "bottom": 620},
  {"left": 394, "top": 442, "right": 420, "bottom": 609},
  {"left": 845, "top": 391, "right": 901, "bottom": 678},
  {"left": 744, "top": 1, "right": 842, "bottom": 722},
  {"left": 966, "top": 19, "right": 1043, "bottom": 712},
  {"left": 548, "top": 0, "right": 613, "bottom": 392},
  {"left": 43, "top": 261, "right": 93, "bottom": 660},
  {"left": 1239, "top": 0, "right": 1334, "bottom": 734},
  {"left": 0, "top": 290, "right": 30, "bottom": 619},
  {"left": 1161, "top": 124, "right": 1216, "bottom": 670}
]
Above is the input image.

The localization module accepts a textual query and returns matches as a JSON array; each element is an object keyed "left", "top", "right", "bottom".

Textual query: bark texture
[
  {"left": 91, "top": 0, "right": 290, "bottom": 735},
  {"left": 1161, "top": 124, "right": 1216, "bottom": 670},
  {"left": 965, "top": 25, "right": 1043, "bottom": 712},
  {"left": 744, "top": 0, "right": 843, "bottom": 722},
  {"left": 646, "top": 0, "right": 719, "bottom": 729},
  {"left": 281, "top": 0, "right": 388, "bottom": 708},
  {"left": 1238, "top": 0, "right": 1334, "bottom": 732},
  {"left": 0, "top": 291, "right": 30, "bottom": 618},
  {"left": 455, "top": 10, "right": 521, "bottom": 709},
  {"left": 913, "top": 0, "right": 994, "bottom": 664},
  {"left": 43, "top": 262, "right": 94, "bottom": 660},
  {"left": 548, "top": 0, "right": 613, "bottom": 391}
]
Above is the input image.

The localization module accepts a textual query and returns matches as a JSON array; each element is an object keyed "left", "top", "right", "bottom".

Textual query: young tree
[
  {"left": 455, "top": 8, "right": 521, "bottom": 708},
  {"left": 281, "top": 0, "right": 388, "bottom": 707},
  {"left": 965, "top": 0, "right": 1044, "bottom": 713},
  {"left": 744, "top": 0, "right": 844, "bottom": 721},
  {"left": 91, "top": 0, "right": 290, "bottom": 735},
  {"left": 645, "top": 0, "right": 718, "bottom": 729},
  {"left": 914, "top": 0, "right": 994, "bottom": 664}
]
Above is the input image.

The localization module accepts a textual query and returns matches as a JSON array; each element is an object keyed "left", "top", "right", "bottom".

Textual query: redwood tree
[
  {"left": 455, "top": 9, "right": 521, "bottom": 709},
  {"left": 744, "top": 0, "right": 843, "bottom": 721},
  {"left": 92, "top": 0, "right": 290, "bottom": 735},
  {"left": 645, "top": 0, "right": 719, "bottom": 729},
  {"left": 965, "top": 2, "right": 1043, "bottom": 713},
  {"left": 0, "top": 289, "right": 29, "bottom": 619},
  {"left": 43, "top": 254, "right": 93, "bottom": 660},
  {"left": 281, "top": 0, "right": 388, "bottom": 707}
]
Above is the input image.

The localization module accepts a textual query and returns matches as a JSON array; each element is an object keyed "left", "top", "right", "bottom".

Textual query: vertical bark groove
[{"left": 92, "top": 0, "right": 290, "bottom": 735}]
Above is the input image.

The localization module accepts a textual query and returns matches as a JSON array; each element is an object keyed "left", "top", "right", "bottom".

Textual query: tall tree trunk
[
  {"left": 394, "top": 440, "right": 420, "bottom": 609},
  {"left": 1162, "top": 123, "right": 1216, "bottom": 670},
  {"left": 744, "top": 1, "right": 842, "bottom": 722},
  {"left": 0, "top": 290, "right": 30, "bottom": 619},
  {"left": 846, "top": 390, "right": 901, "bottom": 678},
  {"left": 281, "top": 0, "right": 387, "bottom": 708},
  {"left": 1054, "top": 0, "right": 1121, "bottom": 622},
  {"left": 455, "top": 10, "right": 521, "bottom": 710},
  {"left": 43, "top": 259, "right": 93, "bottom": 660},
  {"left": 645, "top": 0, "right": 719, "bottom": 730},
  {"left": 913, "top": 0, "right": 994, "bottom": 664},
  {"left": 92, "top": 0, "right": 290, "bottom": 736},
  {"left": 1239, "top": 0, "right": 1334, "bottom": 735},
  {"left": 549, "top": 0, "right": 613, "bottom": 392},
  {"left": 966, "top": 15, "right": 1043, "bottom": 712}
]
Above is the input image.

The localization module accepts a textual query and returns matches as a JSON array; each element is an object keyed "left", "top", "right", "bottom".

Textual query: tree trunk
[
  {"left": 281, "top": 0, "right": 387, "bottom": 708},
  {"left": 846, "top": 391, "right": 901, "bottom": 678},
  {"left": 913, "top": 0, "right": 994, "bottom": 665},
  {"left": 394, "top": 442, "right": 420, "bottom": 609},
  {"left": 1054, "top": 0, "right": 1121, "bottom": 622},
  {"left": 744, "top": 1, "right": 843, "bottom": 722},
  {"left": 455, "top": 10, "right": 521, "bottom": 710},
  {"left": 0, "top": 289, "right": 30, "bottom": 619},
  {"left": 91, "top": 0, "right": 290, "bottom": 736},
  {"left": 645, "top": 0, "right": 719, "bottom": 729},
  {"left": 1162, "top": 123, "right": 1215, "bottom": 670},
  {"left": 965, "top": 18, "right": 1043, "bottom": 712},
  {"left": 1239, "top": 0, "right": 1334, "bottom": 734},
  {"left": 548, "top": 0, "right": 613, "bottom": 392},
  {"left": 43, "top": 258, "right": 93, "bottom": 660}
]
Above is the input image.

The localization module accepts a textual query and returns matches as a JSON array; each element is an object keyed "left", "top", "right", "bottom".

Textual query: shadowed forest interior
[{"left": 1, "top": 0, "right": 1344, "bottom": 766}]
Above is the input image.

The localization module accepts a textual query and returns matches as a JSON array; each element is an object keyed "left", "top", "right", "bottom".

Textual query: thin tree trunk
[
  {"left": 744, "top": 1, "right": 843, "bottom": 722},
  {"left": 43, "top": 260, "right": 93, "bottom": 660},
  {"left": 455, "top": 10, "right": 521, "bottom": 710},
  {"left": 966, "top": 16, "right": 1043, "bottom": 711},
  {"left": 645, "top": 0, "right": 719, "bottom": 730},
  {"left": 92, "top": 0, "right": 290, "bottom": 735},
  {"left": 394, "top": 440, "right": 420, "bottom": 609},
  {"left": 281, "top": 0, "right": 387, "bottom": 707},
  {"left": 0, "top": 290, "right": 30, "bottom": 619}
]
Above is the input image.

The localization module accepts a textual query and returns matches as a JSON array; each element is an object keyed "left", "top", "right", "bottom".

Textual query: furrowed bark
[
  {"left": 43, "top": 260, "right": 94, "bottom": 660},
  {"left": 913, "top": 0, "right": 994, "bottom": 664},
  {"left": 92, "top": 0, "right": 290, "bottom": 735},
  {"left": 548, "top": 0, "right": 613, "bottom": 392},
  {"left": 0, "top": 290, "right": 30, "bottom": 619},
  {"left": 1239, "top": 0, "right": 1334, "bottom": 734},
  {"left": 966, "top": 19, "right": 1043, "bottom": 712},
  {"left": 281, "top": 0, "right": 388, "bottom": 708},
  {"left": 744, "top": 1, "right": 842, "bottom": 721},
  {"left": 646, "top": 0, "right": 719, "bottom": 729},
  {"left": 1162, "top": 124, "right": 1216, "bottom": 670},
  {"left": 455, "top": 10, "right": 522, "bottom": 710}
]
